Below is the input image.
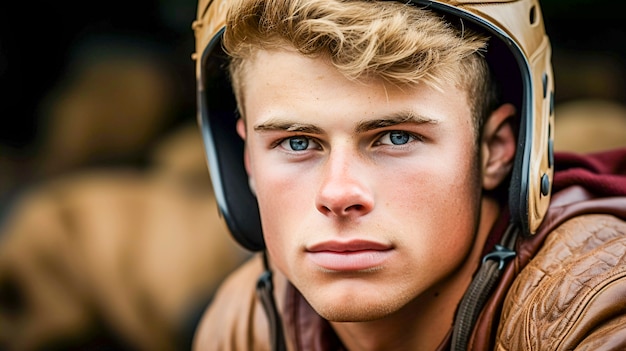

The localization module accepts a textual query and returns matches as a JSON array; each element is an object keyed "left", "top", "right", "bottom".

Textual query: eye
[
  {"left": 377, "top": 130, "right": 416, "bottom": 146},
  {"left": 279, "top": 136, "right": 320, "bottom": 151}
]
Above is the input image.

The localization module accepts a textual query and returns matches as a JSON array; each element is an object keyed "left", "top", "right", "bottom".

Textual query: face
[{"left": 239, "top": 49, "right": 484, "bottom": 322}]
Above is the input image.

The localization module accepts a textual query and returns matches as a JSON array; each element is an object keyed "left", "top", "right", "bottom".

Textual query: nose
[{"left": 315, "top": 149, "right": 374, "bottom": 218}]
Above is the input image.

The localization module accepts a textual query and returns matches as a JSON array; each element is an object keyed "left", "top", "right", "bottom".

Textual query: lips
[{"left": 306, "top": 240, "right": 393, "bottom": 272}]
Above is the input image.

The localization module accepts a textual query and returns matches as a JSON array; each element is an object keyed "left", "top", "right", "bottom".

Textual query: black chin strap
[
  {"left": 451, "top": 222, "right": 519, "bottom": 351},
  {"left": 256, "top": 252, "right": 287, "bottom": 351}
]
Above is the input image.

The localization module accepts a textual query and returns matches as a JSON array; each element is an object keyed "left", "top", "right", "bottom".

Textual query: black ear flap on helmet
[
  {"left": 197, "top": 29, "right": 264, "bottom": 251},
  {"left": 193, "top": 0, "right": 554, "bottom": 251}
]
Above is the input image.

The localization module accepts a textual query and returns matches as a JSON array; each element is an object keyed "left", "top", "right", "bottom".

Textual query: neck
[{"left": 331, "top": 197, "right": 502, "bottom": 351}]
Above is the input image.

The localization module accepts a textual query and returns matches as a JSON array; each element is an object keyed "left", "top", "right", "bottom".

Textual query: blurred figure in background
[
  {"left": 0, "top": 35, "right": 190, "bottom": 195},
  {"left": 0, "top": 35, "right": 251, "bottom": 351},
  {"left": 31, "top": 38, "right": 180, "bottom": 179}
]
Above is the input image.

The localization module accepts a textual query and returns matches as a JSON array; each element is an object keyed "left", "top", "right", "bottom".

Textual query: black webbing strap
[
  {"left": 451, "top": 223, "right": 519, "bottom": 351},
  {"left": 256, "top": 252, "right": 287, "bottom": 351}
]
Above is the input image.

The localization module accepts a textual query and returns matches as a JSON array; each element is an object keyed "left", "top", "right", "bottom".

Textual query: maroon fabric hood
[{"left": 553, "top": 147, "right": 626, "bottom": 197}]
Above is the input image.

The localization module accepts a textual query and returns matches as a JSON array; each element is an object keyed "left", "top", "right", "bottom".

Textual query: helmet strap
[
  {"left": 256, "top": 251, "right": 288, "bottom": 351},
  {"left": 451, "top": 222, "right": 519, "bottom": 350}
]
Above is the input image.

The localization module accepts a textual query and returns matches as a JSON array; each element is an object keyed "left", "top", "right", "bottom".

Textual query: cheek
[
  {"left": 256, "top": 184, "right": 291, "bottom": 270},
  {"left": 254, "top": 162, "right": 314, "bottom": 212},
  {"left": 389, "top": 151, "right": 481, "bottom": 248},
  {"left": 252, "top": 163, "right": 313, "bottom": 256},
  {"left": 389, "top": 151, "right": 479, "bottom": 209}
]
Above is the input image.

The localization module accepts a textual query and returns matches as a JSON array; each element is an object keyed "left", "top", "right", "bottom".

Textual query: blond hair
[{"left": 223, "top": 0, "right": 498, "bottom": 134}]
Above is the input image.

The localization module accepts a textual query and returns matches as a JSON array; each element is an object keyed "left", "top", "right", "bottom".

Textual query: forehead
[
  {"left": 242, "top": 49, "right": 384, "bottom": 102},
  {"left": 241, "top": 49, "right": 474, "bottom": 130}
]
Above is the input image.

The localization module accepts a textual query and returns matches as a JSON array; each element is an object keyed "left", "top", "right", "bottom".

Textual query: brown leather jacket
[{"left": 193, "top": 149, "right": 626, "bottom": 350}]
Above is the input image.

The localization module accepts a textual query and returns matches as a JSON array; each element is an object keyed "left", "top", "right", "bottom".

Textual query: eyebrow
[
  {"left": 355, "top": 111, "right": 438, "bottom": 133},
  {"left": 254, "top": 121, "right": 323, "bottom": 134},
  {"left": 253, "top": 111, "right": 438, "bottom": 134}
]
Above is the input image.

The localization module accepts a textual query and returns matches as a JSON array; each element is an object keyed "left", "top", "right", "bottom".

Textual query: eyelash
[
  {"left": 374, "top": 130, "right": 424, "bottom": 146},
  {"left": 272, "top": 135, "right": 319, "bottom": 151}
]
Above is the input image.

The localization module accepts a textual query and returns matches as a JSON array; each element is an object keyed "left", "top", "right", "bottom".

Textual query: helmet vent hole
[{"left": 529, "top": 6, "right": 537, "bottom": 25}]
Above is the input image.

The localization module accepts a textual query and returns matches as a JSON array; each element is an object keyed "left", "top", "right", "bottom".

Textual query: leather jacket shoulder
[
  {"left": 468, "top": 184, "right": 626, "bottom": 350},
  {"left": 193, "top": 254, "right": 271, "bottom": 351},
  {"left": 496, "top": 212, "right": 626, "bottom": 350}
]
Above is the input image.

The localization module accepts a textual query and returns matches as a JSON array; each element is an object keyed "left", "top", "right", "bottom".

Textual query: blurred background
[
  {"left": 0, "top": 1, "right": 253, "bottom": 350},
  {"left": 0, "top": 0, "right": 197, "bottom": 192},
  {"left": 0, "top": 0, "right": 625, "bottom": 350}
]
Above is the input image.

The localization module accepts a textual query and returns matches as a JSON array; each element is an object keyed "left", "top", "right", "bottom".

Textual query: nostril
[
  {"left": 345, "top": 204, "right": 364, "bottom": 213},
  {"left": 319, "top": 205, "right": 332, "bottom": 215},
  {"left": 318, "top": 203, "right": 368, "bottom": 217}
]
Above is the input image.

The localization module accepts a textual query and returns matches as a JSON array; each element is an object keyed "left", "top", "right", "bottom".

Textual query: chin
[
  {"left": 316, "top": 304, "right": 392, "bottom": 322},
  {"left": 308, "top": 292, "right": 404, "bottom": 322}
]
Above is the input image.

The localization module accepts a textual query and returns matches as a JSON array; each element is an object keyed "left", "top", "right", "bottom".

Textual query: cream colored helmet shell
[{"left": 192, "top": 0, "right": 555, "bottom": 250}]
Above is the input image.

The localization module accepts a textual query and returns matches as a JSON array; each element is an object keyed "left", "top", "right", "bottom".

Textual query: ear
[
  {"left": 236, "top": 118, "right": 256, "bottom": 194},
  {"left": 481, "top": 103, "right": 517, "bottom": 191}
]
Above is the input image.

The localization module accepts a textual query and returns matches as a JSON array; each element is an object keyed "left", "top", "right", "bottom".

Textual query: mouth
[{"left": 305, "top": 240, "right": 393, "bottom": 272}]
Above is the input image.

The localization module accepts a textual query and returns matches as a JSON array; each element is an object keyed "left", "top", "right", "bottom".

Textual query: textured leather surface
[{"left": 496, "top": 214, "right": 626, "bottom": 350}]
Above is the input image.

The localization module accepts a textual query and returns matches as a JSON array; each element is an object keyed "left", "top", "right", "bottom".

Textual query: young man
[{"left": 191, "top": 0, "right": 626, "bottom": 350}]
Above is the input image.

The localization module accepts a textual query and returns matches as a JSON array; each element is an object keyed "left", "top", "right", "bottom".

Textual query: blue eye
[
  {"left": 389, "top": 131, "right": 410, "bottom": 145},
  {"left": 379, "top": 131, "right": 414, "bottom": 145},
  {"left": 289, "top": 136, "right": 309, "bottom": 150},
  {"left": 279, "top": 136, "right": 319, "bottom": 151}
]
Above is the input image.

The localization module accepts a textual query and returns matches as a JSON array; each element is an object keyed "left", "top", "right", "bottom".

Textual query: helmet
[{"left": 192, "top": 0, "right": 555, "bottom": 251}]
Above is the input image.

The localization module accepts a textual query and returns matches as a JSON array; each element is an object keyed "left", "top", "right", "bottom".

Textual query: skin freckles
[{"left": 236, "top": 49, "right": 513, "bottom": 350}]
